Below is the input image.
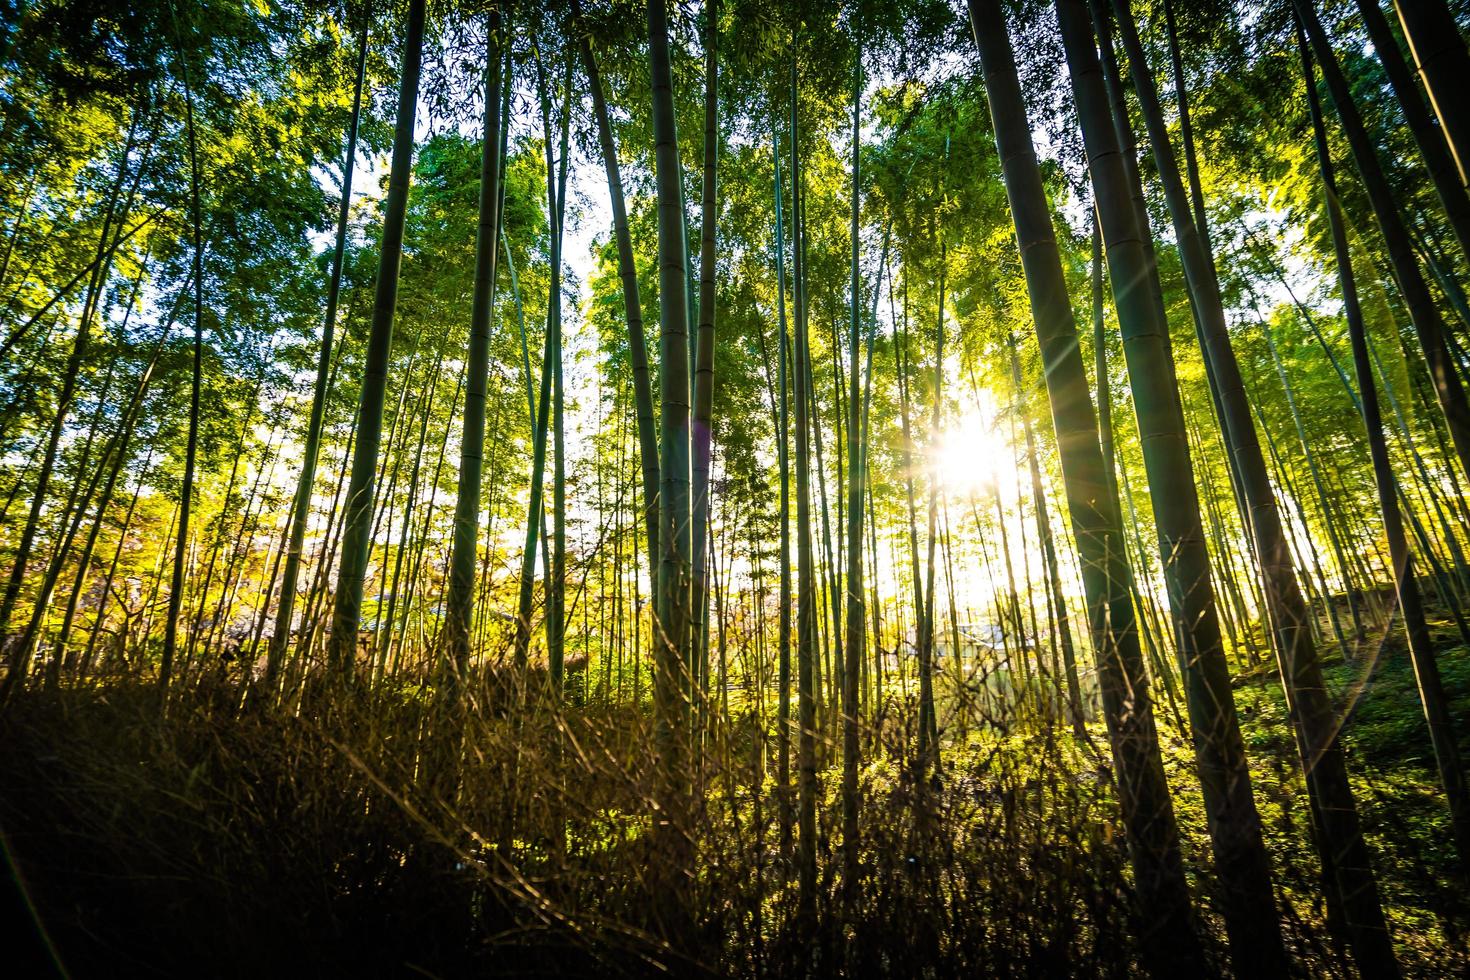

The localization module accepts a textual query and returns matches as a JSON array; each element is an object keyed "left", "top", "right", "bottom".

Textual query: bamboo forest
[{"left": 11, "top": 0, "right": 1470, "bottom": 975}]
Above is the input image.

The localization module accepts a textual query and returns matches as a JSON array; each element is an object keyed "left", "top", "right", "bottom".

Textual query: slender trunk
[
  {"left": 56, "top": 326, "right": 165, "bottom": 672},
  {"left": 1260, "top": 315, "right": 1360, "bottom": 640},
  {"left": 442, "top": 7, "right": 506, "bottom": 699},
  {"left": 299, "top": 411, "right": 358, "bottom": 672},
  {"left": 161, "top": 48, "right": 207, "bottom": 699},
  {"left": 27, "top": 393, "right": 122, "bottom": 683},
  {"left": 808, "top": 331, "right": 839, "bottom": 743},
  {"left": 1354, "top": 0, "right": 1470, "bottom": 268},
  {"left": 14, "top": 288, "right": 137, "bottom": 681},
  {"left": 993, "top": 473, "right": 1028, "bottom": 690},
  {"left": 403, "top": 367, "right": 464, "bottom": 677},
  {"left": 268, "top": 15, "right": 369, "bottom": 690},
  {"left": 789, "top": 49, "right": 819, "bottom": 927},
  {"left": 1296, "top": 0, "right": 1470, "bottom": 484},
  {"left": 80, "top": 446, "right": 155, "bottom": 678},
  {"left": 384, "top": 351, "right": 441, "bottom": 682},
  {"left": 328, "top": 0, "right": 426, "bottom": 683},
  {"left": 548, "top": 60, "right": 571, "bottom": 695},
  {"left": 860, "top": 244, "right": 888, "bottom": 726},
  {"left": 830, "top": 315, "right": 847, "bottom": 727},
  {"left": 0, "top": 118, "right": 138, "bottom": 666},
  {"left": 188, "top": 392, "right": 260, "bottom": 665},
  {"left": 773, "top": 120, "right": 794, "bottom": 864},
  {"left": 512, "top": 296, "right": 554, "bottom": 672},
  {"left": 690, "top": 0, "right": 719, "bottom": 722},
  {"left": 1046, "top": 2, "right": 1221, "bottom": 970},
  {"left": 841, "top": 24, "right": 865, "bottom": 908},
  {"left": 647, "top": 0, "right": 694, "bottom": 928},
  {"left": 574, "top": 0, "right": 659, "bottom": 575},
  {"left": 917, "top": 247, "right": 945, "bottom": 769},
  {"left": 1116, "top": 2, "right": 1400, "bottom": 970},
  {"left": 1010, "top": 343, "right": 1085, "bottom": 737},
  {"left": 894, "top": 279, "right": 927, "bottom": 733},
  {"left": 1303, "top": 22, "right": 1470, "bottom": 877},
  {"left": 1395, "top": 0, "right": 1470, "bottom": 193}
]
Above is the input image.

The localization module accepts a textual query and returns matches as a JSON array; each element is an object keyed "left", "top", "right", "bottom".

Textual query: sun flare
[{"left": 931, "top": 401, "right": 1012, "bottom": 496}]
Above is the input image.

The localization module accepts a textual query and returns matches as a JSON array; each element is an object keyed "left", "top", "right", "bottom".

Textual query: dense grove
[{"left": 3, "top": 0, "right": 1470, "bottom": 975}]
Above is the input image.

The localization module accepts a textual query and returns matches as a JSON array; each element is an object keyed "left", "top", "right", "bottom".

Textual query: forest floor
[{"left": 2, "top": 614, "right": 1468, "bottom": 978}]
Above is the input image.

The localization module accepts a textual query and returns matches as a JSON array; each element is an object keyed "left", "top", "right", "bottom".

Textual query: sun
[{"left": 931, "top": 400, "right": 1012, "bottom": 496}]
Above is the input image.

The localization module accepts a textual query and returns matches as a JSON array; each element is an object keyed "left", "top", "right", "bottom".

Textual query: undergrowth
[{"left": 2, "top": 632, "right": 1467, "bottom": 978}]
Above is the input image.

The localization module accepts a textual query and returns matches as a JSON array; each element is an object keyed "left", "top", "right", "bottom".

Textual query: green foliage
[{"left": 4, "top": 0, "right": 1470, "bottom": 972}]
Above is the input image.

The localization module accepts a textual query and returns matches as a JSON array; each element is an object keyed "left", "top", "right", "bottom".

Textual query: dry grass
[{"left": 0, "top": 655, "right": 1465, "bottom": 977}]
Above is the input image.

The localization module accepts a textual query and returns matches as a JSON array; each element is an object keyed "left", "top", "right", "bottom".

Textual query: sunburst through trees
[{"left": 2, "top": 0, "right": 1470, "bottom": 975}]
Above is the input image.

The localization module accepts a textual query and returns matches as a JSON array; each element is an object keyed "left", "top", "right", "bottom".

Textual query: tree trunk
[
  {"left": 647, "top": 0, "right": 693, "bottom": 933},
  {"left": 1354, "top": 0, "right": 1470, "bottom": 268},
  {"left": 1296, "top": 0, "right": 1470, "bottom": 485},
  {"left": 574, "top": 0, "right": 659, "bottom": 577},
  {"left": 443, "top": 7, "right": 506, "bottom": 700},
  {"left": 54, "top": 310, "right": 167, "bottom": 674},
  {"left": 690, "top": 0, "right": 719, "bottom": 731},
  {"left": 1260, "top": 314, "right": 1359, "bottom": 641},
  {"left": 1104, "top": 2, "right": 1314, "bottom": 969},
  {"left": 0, "top": 115, "right": 139, "bottom": 689},
  {"left": 894, "top": 278, "right": 928, "bottom": 748},
  {"left": 548, "top": 59, "right": 571, "bottom": 695},
  {"left": 1302, "top": 20, "right": 1470, "bottom": 879},
  {"left": 512, "top": 282, "right": 554, "bottom": 674},
  {"left": 773, "top": 118, "right": 794, "bottom": 865},
  {"left": 267, "top": 14, "right": 368, "bottom": 691},
  {"left": 327, "top": 0, "right": 426, "bottom": 684},
  {"left": 917, "top": 248, "right": 944, "bottom": 770},
  {"left": 1045, "top": 1, "right": 1223, "bottom": 971},
  {"left": 161, "top": 47, "right": 207, "bottom": 699},
  {"left": 1394, "top": 0, "right": 1470, "bottom": 192},
  {"left": 789, "top": 48, "right": 819, "bottom": 928},
  {"left": 841, "top": 21, "right": 865, "bottom": 908},
  {"left": 1009, "top": 343, "right": 1085, "bottom": 737}
]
